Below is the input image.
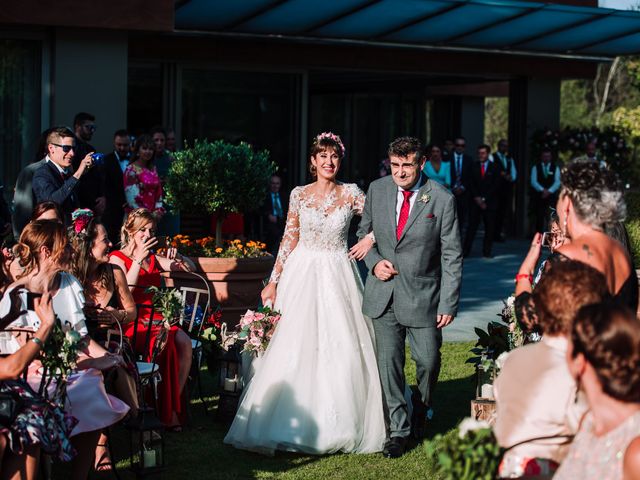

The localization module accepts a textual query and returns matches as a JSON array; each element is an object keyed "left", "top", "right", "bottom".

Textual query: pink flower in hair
[
  {"left": 316, "top": 132, "right": 345, "bottom": 156},
  {"left": 71, "top": 208, "right": 94, "bottom": 234}
]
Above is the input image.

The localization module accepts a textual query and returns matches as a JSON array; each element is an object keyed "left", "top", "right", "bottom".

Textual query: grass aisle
[{"left": 99, "top": 341, "right": 475, "bottom": 479}]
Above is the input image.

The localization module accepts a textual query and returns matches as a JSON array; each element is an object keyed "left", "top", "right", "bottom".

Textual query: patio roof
[{"left": 174, "top": 0, "right": 640, "bottom": 60}]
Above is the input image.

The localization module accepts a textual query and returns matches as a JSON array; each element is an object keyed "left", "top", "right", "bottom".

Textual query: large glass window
[
  {"left": 128, "top": 63, "right": 163, "bottom": 136},
  {"left": 181, "top": 69, "right": 299, "bottom": 183},
  {"left": 0, "top": 39, "right": 41, "bottom": 204}
]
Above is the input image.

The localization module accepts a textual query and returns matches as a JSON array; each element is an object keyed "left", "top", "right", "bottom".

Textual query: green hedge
[{"left": 626, "top": 191, "right": 640, "bottom": 266}]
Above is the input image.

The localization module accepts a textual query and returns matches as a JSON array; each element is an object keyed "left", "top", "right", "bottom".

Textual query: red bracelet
[{"left": 515, "top": 273, "right": 533, "bottom": 283}]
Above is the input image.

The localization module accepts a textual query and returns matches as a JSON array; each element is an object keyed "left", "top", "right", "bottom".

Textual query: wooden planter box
[{"left": 162, "top": 256, "right": 275, "bottom": 327}]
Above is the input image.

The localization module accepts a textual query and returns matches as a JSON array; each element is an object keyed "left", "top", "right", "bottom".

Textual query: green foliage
[
  {"left": 40, "top": 321, "right": 84, "bottom": 403},
  {"left": 561, "top": 80, "right": 595, "bottom": 128},
  {"left": 147, "top": 286, "right": 184, "bottom": 323},
  {"left": 625, "top": 191, "right": 640, "bottom": 267},
  {"left": 426, "top": 424, "right": 502, "bottom": 480},
  {"left": 484, "top": 97, "right": 508, "bottom": 149},
  {"left": 165, "top": 139, "right": 276, "bottom": 217}
]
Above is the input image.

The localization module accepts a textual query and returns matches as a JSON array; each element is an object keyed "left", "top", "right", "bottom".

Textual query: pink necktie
[{"left": 396, "top": 190, "right": 414, "bottom": 240}]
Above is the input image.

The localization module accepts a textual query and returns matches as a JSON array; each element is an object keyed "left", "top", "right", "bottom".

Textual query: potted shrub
[{"left": 163, "top": 140, "right": 277, "bottom": 325}]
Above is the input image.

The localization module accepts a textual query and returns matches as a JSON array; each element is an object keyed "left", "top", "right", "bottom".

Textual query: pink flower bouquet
[{"left": 234, "top": 305, "right": 281, "bottom": 355}]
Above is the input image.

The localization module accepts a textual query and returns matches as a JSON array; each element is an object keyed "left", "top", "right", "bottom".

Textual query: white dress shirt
[
  {"left": 395, "top": 180, "right": 422, "bottom": 225},
  {"left": 115, "top": 151, "right": 129, "bottom": 173},
  {"left": 530, "top": 163, "right": 561, "bottom": 193},
  {"left": 46, "top": 155, "right": 69, "bottom": 176}
]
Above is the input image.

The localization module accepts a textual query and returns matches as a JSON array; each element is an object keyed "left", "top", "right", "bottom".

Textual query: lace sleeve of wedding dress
[
  {"left": 269, "top": 187, "right": 301, "bottom": 284},
  {"left": 345, "top": 184, "right": 375, "bottom": 243}
]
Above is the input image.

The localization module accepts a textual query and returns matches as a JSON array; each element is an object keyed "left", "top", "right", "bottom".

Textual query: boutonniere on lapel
[{"left": 419, "top": 194, "right": 431, "bottom": 204}]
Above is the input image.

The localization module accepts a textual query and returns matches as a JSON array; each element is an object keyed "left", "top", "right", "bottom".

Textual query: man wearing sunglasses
[
  {"left": 72, "top": 112, "right": 106, "bottom": 215},
  {"left": 32, "top": 126, "right": 95, "bottom": 224}
]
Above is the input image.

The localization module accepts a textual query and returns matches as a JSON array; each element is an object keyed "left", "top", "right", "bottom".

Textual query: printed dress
[{"left": 123, "top": 164, "right": 165, "bottom": 216}]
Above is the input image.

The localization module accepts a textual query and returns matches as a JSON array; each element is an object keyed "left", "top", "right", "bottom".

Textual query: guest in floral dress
[
  {"left": 124, "top": 134, "right": 165, "bottom": 219},
  {"left": 0, "top": 290, "right": 76, "bottom": 480}
]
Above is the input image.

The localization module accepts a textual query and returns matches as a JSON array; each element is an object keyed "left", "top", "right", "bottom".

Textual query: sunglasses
[
  {"left": 51, "top": 143, "right": 76, "bottom": 153},
  {"left": 84, "top": 124, "right": 97, "bottom": 132},
  {"left": 455, "top": 144, "right": 465, "bottom": 147}
]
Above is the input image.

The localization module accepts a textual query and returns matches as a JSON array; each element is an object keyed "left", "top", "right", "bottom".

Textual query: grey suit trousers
[{"left": 373, "top": 299, "right": 442, "bottom": 438}]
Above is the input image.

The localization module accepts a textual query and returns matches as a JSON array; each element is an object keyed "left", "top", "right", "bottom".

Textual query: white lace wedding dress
[{"left": 224, "top": 183, "right": 386, "bottom": 455}]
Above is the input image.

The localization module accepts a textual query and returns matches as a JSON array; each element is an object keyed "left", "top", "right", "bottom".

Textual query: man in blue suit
[{"left": 32, "top": 126, "right": 95, "bottom": 224}]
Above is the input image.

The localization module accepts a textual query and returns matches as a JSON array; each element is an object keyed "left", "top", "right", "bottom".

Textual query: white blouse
[{"left": 0, "top": 272, "right": 88, "bottom": 354}]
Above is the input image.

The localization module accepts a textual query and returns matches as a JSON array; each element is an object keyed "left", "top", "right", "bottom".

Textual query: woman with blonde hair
[{"left": 109, "top": 208, "right": 195, "bottom": 429}]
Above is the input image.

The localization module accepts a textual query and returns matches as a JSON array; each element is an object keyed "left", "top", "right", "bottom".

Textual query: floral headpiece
[
  {"left": 315, "top": 132, "right": 345, "bottom": 156},
  {"left": 71, "top": 208, "right": 94, "bottom": 235}
]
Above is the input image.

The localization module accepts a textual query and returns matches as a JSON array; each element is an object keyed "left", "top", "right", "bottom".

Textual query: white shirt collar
[
  {"left": 397, "top": 178, "right": 423, "bottom": 193},
  {"left": 46, "top": 155, "right": 68, "bottom": 175}
]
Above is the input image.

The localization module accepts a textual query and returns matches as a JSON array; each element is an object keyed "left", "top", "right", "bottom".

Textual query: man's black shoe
[{"left": 382, "top": 436, "right": 407, "bottom": 458}]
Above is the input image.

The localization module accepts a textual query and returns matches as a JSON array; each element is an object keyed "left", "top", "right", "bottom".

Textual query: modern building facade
[{"left": 2, "top": 0, "right": 639, "bottom": 234}]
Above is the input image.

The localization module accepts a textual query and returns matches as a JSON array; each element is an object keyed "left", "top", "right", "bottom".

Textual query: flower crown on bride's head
[{"left": 314, "top": 132, "right": 345, "bottom": 158}]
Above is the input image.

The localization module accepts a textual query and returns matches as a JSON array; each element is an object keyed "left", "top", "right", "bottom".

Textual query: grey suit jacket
[{"left": 357, "top": 175, "right": 462, "bottom": 327}]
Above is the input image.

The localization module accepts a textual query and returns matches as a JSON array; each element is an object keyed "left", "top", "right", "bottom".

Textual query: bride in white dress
[{"left": 224, "top": 132, "right": 386, "bottom": 455}]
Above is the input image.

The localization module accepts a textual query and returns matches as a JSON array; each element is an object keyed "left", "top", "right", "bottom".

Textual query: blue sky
[{"left": 599, "top": 0, "right": 637, "bottom": 10}]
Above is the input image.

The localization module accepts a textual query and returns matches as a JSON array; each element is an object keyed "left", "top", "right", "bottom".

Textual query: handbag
[{"left": 0, "top": 389, "right": 25, "bottom": 428}]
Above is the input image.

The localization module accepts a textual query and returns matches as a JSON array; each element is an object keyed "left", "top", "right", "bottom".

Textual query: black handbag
[{"left": 0, "top": 389, "right": 25, "bottom": 428}]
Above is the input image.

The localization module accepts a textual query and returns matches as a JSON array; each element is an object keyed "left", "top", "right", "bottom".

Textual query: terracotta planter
[{"left": 161, "top": 256, "right": 274, "bottom": 327}]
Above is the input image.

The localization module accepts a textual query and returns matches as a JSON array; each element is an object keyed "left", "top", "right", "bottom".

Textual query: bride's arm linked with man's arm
[
  {"left": 348, "top": 185, "right": 375, "bottom": 261},
  {"left": 261, "top": 187, "right": 301, "bottom": 306}
]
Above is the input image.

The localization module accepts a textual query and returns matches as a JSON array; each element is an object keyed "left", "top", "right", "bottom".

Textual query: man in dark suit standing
[
  {"left": 450, "top": 136, "right": 473, "bottom": 234},
  {"left": 72, "top": 112, "right": 105, "bottom": 215},
  {"left": 463, "top": 144, "right": 500, "bottom": 258},
  {"left": 32, "top": 126, "right": 95, "bottom": 224},
  {"left": 263, "top": 174, "right": 287, "bottom": 255},
  {"left": 490, "top": 139, "right": 517, "bottom": 242},
  {"left": 102, "top": 129, "right": 131, "bottom": 244}
]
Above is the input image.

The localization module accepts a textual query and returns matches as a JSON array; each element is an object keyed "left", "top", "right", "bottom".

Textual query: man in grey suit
[{"left": 357, "top": 137, "right": 462, "bottom": 458}]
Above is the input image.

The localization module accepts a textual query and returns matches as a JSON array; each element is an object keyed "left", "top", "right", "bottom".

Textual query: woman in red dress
[{"left": 109, "top": 208, "right": 196, "bottom": 428}]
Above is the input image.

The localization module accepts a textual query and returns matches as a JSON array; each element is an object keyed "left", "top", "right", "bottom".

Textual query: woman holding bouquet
[
  {"left": 109, "top": 208, "right": 196, "bottom": 429},
  {"left": 224, "top": 132, "right": 385, "bottom": 455}
]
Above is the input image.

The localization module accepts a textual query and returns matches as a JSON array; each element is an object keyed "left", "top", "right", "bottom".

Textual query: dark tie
[{"left": 396, "top": 190, "right": 414, "bottom": 240}]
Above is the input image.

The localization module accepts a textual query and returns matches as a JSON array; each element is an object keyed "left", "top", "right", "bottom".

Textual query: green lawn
[{"left": 59, "top": 342, "right": 475, "bottom": 479}]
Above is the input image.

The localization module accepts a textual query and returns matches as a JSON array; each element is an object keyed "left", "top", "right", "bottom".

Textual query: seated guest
[
  {"left": 31, "top": 201, "right": 63, "bottom": 222},
  {"left": 109, "top": 208, "right": 195, "bottom": 428},
  {"left": 123, "top": 135, "right": 165, "bottom": 219},
  {"left": 516, "top": 161, "right": 636, "bottom": 319},
  {"left": 0, "top": 291, "right": 76, "bottom": 479},
  {"left": 68, "top": 209, "right": 139, "bottom": 470},
  {"left": 555, "top": 301, "right": 640, "bottom": 480},
  {"left": 422, "top": 144, "right": 451, "bottom": 189},
  {"left": 32, "top": 127, "right": 96, "bottom": 224},
  {"left": 0, "top": 220, "right": 129, "bottom": 479},
  {"left": 494, "top": 261, "right": 609, "bottom": 479}
]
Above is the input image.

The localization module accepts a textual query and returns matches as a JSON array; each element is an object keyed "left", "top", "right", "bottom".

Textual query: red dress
[{"left": 109, "top": 251, "right": 183, "bottom": 426}]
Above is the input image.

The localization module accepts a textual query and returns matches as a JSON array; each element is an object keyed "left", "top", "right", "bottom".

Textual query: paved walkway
[{"left": 444, "top": 237, "right": 530, "bottom": 342}]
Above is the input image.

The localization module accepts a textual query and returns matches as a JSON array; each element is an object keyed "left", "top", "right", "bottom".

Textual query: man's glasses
[
  {"left": 51, "top": 143, "right": 76, "bottom": 153},
  {"left": 455, "top": 143, "right": 465, "bottom": 147},
  {"left": 84, "top": 124, "right": 97, "bottom": 132}
]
